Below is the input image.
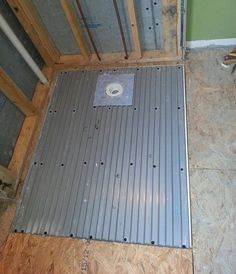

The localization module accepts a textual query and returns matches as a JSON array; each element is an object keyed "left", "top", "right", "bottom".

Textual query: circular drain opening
[
  {"left": 111, "top": 89, "right": 119, "bottom": 95},
  {"left": 105, "top": 82, "right": 123, "bottom": 97}
]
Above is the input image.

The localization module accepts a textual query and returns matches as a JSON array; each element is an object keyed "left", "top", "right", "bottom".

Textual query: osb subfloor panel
[
  {"left": 0, "top": 233, "right": 192, "bottom": 274},
  {"left": 186, "top": 48, "right": 236, "bottom": 274},
  {"left": 0, "top": 200, "right": 16, "bottom": 245},
  {"left": 0, "top": 48, "right": 236, "bottom": 273}
]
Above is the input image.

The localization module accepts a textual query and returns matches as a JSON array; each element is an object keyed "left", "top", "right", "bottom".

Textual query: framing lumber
[
  {"left": 60, "top": 0, "right": 90, "bottom": 61},
  {"left": 0, "top": 165, "right": 18, "bottom": 186},
  {"left": 54, "top": 0, "right": 181, "bottom": 69},
  {"left": 7, "top": 0, "right": 60, "bottom": 66},
  {"left": 8, "top": 67, "right": 56, "bottom": 190},
  {"left": 176, "top": 0, "right": 182, "bottom": 56},
  {"left": 162, "top": 0, "right": 178, "bottom": 55},
  {"left": 0, "top": 67, "right": 37, "bottom": 116},
  {"left": 54, "top": 50, "right": 182, "bottom": 71},
  {"left": 0, "top": 233, "right": 193, "bottom": 274},
  {"left": 126, "top": 0, "right": 142, "bottom": 58}
]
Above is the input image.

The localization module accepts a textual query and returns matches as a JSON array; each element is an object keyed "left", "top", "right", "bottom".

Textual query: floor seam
[{"left": 189, "top": 167, "right": 236, "bottom": 172}]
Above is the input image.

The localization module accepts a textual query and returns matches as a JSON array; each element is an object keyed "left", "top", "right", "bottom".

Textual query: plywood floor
[
  {"left": 186, "top": 48, "right": 236, "bottom": 273},
  {"left": 0, "top": 233, "right": 192, "bottom": 274}
]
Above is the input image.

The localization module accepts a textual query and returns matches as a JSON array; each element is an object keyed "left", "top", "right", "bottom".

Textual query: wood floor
[{"left": 0, "top": 233, "right": 193, "bottom": 274}]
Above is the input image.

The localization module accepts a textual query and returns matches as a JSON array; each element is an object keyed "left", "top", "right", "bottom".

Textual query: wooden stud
[
  {"left": 55, "top": 0, "right": 182, "bottom": 69},
  {"left": 60, "top": 0, "right": 90, "bottom": 61},
  {"left": 0, "top": 68, "right": 38, "bottom": 116},
  {"left": 176, "top": 0, "right": 182, "bottom": 57},
  {"left": 126, "top": 0, "right": 142, "bottom": 58},
  {"left": 0, "top": 165, "right": 18, "bottom": 186},
  {"left": 8, "top": 115, "right": 37, "bottom": 184},
  {"left": 162, "top": 0, "right": 179, "bottom": 56},
  {"left": 54, "top": 50, "right": 181, "bottom": 71},
  {"left": 8, "top": 67, "right": 56, "bottom": 190},
  {"left": 7, "top": 0, "right": 60, "bottom": 66}
]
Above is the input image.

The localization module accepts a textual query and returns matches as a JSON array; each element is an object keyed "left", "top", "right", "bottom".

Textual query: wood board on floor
[{"left": 0, "top": 233, "right": 193, "bottom": 274}]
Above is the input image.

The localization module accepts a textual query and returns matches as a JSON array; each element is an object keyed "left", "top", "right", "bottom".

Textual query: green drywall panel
[{"left": 187, "top": 0, "right": 236, "bottom": 41}]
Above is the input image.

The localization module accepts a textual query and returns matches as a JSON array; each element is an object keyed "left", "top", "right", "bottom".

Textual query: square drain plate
[{"left": 93, "top": 73, "right": 134, "bottom": 106}]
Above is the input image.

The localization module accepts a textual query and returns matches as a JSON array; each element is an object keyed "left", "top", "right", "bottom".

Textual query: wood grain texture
[
  {"left": 126, "top": 0, "right": 142, "bottom": 58},
  {"left": 0, "top": 234, "right": 85, "bottom": 274},
  {"left": 162, "top": 0, "right": 178, "bottom": 55},
  {"left": 55, "top": 51, "right": 182, "bottom": 71},
  {"left": 0, "top": 165, "right": 17, "bottom": 186},
  {"left": 185, "top": 48, "right": 236, "bottom": 274},
  {"left": 0, "top": 68, "right": 37, "bottom": 116},
  {"left": 0, "top": 234, "right": 193, "bottom": 274},
  {"left": 60, "top": 0, "right": 90, "bottom": 61},
  {"left": 88, "top": 241, "right": 193, "bottom": 274},
  {"left": 8, "top": 67, "right": 56, "bottom": 190},
  {"left": 7, "top": 0, "right": 60, "bottom": 66},
  {"left": 176, "top": 0, "right": 182, "bottom": 56},
  {"left": 0, "top": 201, "right": 16, "bottom": 247}
]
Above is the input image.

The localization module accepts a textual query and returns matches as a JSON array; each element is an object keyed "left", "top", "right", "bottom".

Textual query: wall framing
[
  {"left": 55, "top": 0, "right": 182, "bottom": 69},
  {"left": 0, "top": 67, "right": 56, "bottom": 192},
  {"left": 7, "top": 0, "right": 60, "bottom": 66},
  {"left": 1, "top": 0, "right": 184, "bottom": 191}
]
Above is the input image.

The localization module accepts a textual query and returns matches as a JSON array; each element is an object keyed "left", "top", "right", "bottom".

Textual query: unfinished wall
[
  {"left": 0, "top": 0, "right": 44, "bottom": 166},
  {"left": 32, "top": 0, "right": 165, "bottom": 55}
]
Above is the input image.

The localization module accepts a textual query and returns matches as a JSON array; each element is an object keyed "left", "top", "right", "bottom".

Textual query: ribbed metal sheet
[{"left": 13, "top": 66, "right": 191, "bottom": 248}]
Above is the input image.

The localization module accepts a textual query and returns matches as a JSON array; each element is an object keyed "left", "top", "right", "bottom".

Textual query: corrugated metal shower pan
[{"left": 13, "top": 66, "right": 191, "bottom": 248}]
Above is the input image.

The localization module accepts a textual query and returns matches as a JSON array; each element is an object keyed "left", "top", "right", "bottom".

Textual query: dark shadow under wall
[{"left": 0, "top": 94, "right": 24, "bottom": 167}]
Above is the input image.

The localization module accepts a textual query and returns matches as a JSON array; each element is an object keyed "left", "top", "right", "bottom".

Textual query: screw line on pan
[
  {"left": 113, "top": 0, "right": 129, "bottom": 59},
  {"left": 75, "top": 0, "right": 101, "bottom": 61}
]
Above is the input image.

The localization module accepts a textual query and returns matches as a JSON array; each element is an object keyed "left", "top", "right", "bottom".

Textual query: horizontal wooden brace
[
  {"left": 54, "top": 50, "right": 182, "bottom": 71},
  {"left": 0, "top": 67, "right": 38, "bottom": 116}
]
